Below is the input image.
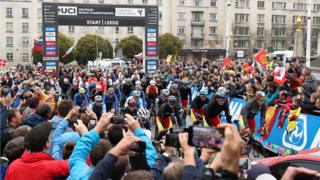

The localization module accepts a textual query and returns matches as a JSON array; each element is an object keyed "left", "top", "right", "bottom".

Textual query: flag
[
  {"left": 254, "top": 48, "right": 267, "bottom": 71},
  {"left": 165, "top": 55, "right": 172, "bottom": 63},
  {"left": 33, "top": 38, "right": 43, "bottom": 52},
  {"left": 223, "top": 57, "right": 232, "bottom": 68},
  {"left": 0, "top": 59, "right": 7, "bottom": 68},
  {"left": 134, "top": 52, "right": 143, "bottom": 60},
  {"left": 274, "top": 66, "right": 286, "bottom": 85},
  {"left": 62, "top": 46, "right": 74, "bottom": 58},
  {"left": 171, "top": 53, "right": 177, "bottom": 63}
]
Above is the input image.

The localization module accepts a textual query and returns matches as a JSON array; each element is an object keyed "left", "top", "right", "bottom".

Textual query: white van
[{"left": 88, "top": 58, "right": 126, "bottom": 71}]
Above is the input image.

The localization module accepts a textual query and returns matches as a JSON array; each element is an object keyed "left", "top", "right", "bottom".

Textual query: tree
[
  {"left": 32, "top": 33, "right": 77, "bottom": 64},
  {"left": 159, "top": 33, "right": 183, "bottom": 59},
  {"left": 76, "top": 34, "right": 112, "bottom": 65},
  {"left": 115, "top": 35, "right": 142, "bottom": 59}
]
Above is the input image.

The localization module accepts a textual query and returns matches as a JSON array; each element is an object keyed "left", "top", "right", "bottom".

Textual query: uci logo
[
  {"left": 58, "top": 6, "right": 77, "bottom": 16},
  {"left": 282, "top": 115, "right": 307, "bottom": 151}
]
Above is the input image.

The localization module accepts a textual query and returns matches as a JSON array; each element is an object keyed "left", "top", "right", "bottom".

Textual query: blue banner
[{"left": 222, "top": 98, "right": 320, "bottom": 155}]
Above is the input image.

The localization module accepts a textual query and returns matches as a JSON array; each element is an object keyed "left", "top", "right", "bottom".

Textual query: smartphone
[
  {"left": 188, "top": 126, "right": 224, "bottom": 150},
  {"left": 169, "top": 127, "right": 187, "bottom": 134},
  {"left": 165, "top": 134, "right": 180, "bottom": 148},
  {"left": 88, "top": 119, "right": 96, "bottom": 130}
]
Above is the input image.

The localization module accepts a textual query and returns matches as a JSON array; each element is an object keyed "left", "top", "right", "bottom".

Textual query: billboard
[{"left": 42, "top": 3, "right": 159, "bottom": 75}]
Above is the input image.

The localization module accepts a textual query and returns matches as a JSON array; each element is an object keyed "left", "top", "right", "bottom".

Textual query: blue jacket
[
  {"left": 22, "top": 114, "right": 47, "bottom": 127},
  {"left": 67, "top": 130, "right": 100, "bottom": 180},
  {"left": 130, "top": 90, "right": 147, "bottom": 108},
  {"left": 103, "top": 94, "right": 118, "bottom": 112},
  {"left": 73, "top": 93, "right": 88, "bottom": 108},
  {"left": 50, "top": 119, "right": 80, "bottom": 160},
  {"left": 133, "top": 128, "right": 157, "bottom": 166},
  {"left": 265, "top": 90, "right": 279, "bottom": 106}
]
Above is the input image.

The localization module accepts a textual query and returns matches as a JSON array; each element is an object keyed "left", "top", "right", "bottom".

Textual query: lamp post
[
  {"left": 306, "top": 0, "right": 312, "bottom": 67},
  {"left": 225, "top": 0, "right": 231, "bottom": 57}
]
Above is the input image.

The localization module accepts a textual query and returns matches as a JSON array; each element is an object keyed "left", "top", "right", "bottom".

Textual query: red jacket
[{"left": 5, "top": 151, "right": 69, "bottom": 180}]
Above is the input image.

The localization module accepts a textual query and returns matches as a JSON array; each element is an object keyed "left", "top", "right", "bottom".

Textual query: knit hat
[{"left": 24, "top": 122, "right": 52, "bottom": 152}]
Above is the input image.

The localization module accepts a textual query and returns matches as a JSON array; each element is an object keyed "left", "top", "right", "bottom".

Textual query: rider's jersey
[
  {"left": 191, "top": 96, "right": 209, "bottom": 111},
  {"left": 146, "top": 85, "right": 158, "bottom": 96},
  {"left": 73, "top": 93, "right": 88, "bottom": 108},
  {"left": 122, "top": 107, "right": 138, "bottom": 117},
  {"left": 179, "top": 87, "right": 192, "bottom": 100},
  {"left": 88, "top": 103, "right": 106, "bottom": 119},
  {"left": 124, "top": 96, "right": 144, "bottom": 109},
  {"left": 157, "top": 103, "right": 182, "bottom": 122},
  {"left": 240, "top": 99, "right": 266, "bottom": 128},
  {"left": 205, "top": 97, "right": 232, "bottom": 123}
]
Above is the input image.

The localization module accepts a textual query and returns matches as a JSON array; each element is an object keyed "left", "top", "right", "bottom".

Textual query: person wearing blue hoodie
[{"left": 22, "top": 103, "right": 51, "bottom": 127}]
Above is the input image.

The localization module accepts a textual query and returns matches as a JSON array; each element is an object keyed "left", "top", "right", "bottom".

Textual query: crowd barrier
[{"left": 221, "top": 98, "right": 320, "bottom": 155}]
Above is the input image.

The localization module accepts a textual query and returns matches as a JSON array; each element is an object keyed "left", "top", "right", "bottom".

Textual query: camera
[
  {"left": 165, "top": 134, "right": 180, "bottom": 148},
  {"left": 130, "top": 141, "right": 146, "bottom": 153},
  {"left": 111, "top": 115, "right": 125, "bottom": 124}
]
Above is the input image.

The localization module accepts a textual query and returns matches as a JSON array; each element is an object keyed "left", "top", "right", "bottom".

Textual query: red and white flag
[
  {"left": 0, "top": 59, "right": 7, "bottom": 68},
  {"left": 274, "top": 66, "right": 286, "bottom": 85}
]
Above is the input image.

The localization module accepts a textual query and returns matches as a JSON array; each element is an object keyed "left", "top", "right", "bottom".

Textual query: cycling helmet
[
  {"left": 162, "top": 89, "right": 170, "bottom": 96},
  {"left": 95, "top": 95, "right": 103, "bottom": 102},
  {"left": 137, "top": 108, "right": 150, "bottom": 119},
  {"left": 133, "top": 90, "right": 141, "bottom": 97},
  {"left": 150, "top": 80, "right": 156, "bottom": 86},
  {"left": 108, "top": 87, "right": 114, "bottom": 93},
  {"left": 182, "top": 80, "right": 189, "bottom": 85},
  {"left": 199, "top": 89, "right": 208, "bottom": 96},
  {"left": 171, "top": 83, "right": 178, "bottom": 89},
  {"left": 217, "top": 87, "right": 227, "bottom": 94},
  {"left": 256, "top": 91, "right": 266, "bottom": 98},
  {"left": 216, "top": 90, "right": 227, "bottom": 99},
  {"left": 168, "top": 95, "right": 177, "bottom": 105},
  {"left": 99, "top": 77, "right": 104, "bottom": 81},
  {"left": 135, "top": 80, "right": 141, "bottom": 86},
  {"left": 79, "top": 88, "right": 86, "bottom": 94},
  {"left": 96, "top": 85, "right": 102, "bottom": 90}
]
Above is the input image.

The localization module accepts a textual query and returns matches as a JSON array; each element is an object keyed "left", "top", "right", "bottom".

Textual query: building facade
[{"left": 2, "top": 0, "right": 320, "bottom": 66}]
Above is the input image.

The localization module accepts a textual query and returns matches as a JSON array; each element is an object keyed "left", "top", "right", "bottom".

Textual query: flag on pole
[
  {"left": 0, "top": 59, "right": 7, "bottom": 68},
  {"left": 223, "top": 57, "right": 232, "bottom": 68},
  {"left": 33, "top": 38, "right": 43, "bottom": 52},
  {"left": 274, "top": 66, "right": 286, "bottom": 85},
  {"left": 62, "top": 46, "right": 74, "bottom": 58},
  {"left": 254, "top": 48, "right": 267, "bottom": 72}
]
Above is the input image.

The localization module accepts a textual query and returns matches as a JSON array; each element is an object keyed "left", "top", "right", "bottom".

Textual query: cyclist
[
  {"left": 179, "top": 80, "right": 192, "bottom": 112},
  {"left": 137, "top": 108, "right": 151, "bottom": 131},
  {"left": 240, "top": 91, "right": 267, "bottom": 136},
  {"left": 60, "top": 78, "right": 70, "bottom": 100},
  {"left": 156, "top": 96, "right": 184, "bottom": 132},
  {"left": 146, "top": 80, "right": 159, "bottom": 110},
  {"left": 191, "top": 89, "right": 209, "bottom": 126},
  {"left": 88, "top": 95, "right": 106, "bottom": 120},
  {"left": 103, "top": 87, "right": 118, "bottom": 113},
  {"left": 125, "top": 90, "right": 144, "bottom": 109},
  {"left": 73, "top": 88, "right": 88, "bottom": 108},
  {"left": 122, "top": 98, "right": 138, "bottom": 117},
  {"left": 156, "top": 89, "right": 170, "bottom": 108},
  {"left": 205, "top": 88, "right": 232, "bottom": 127},
  {"left": 169, "top": 83, "right": 181, "bottom": 106},
  {"left": 130, "top": 84, "right": 147, "bottom": 108},
  {"left": 90, "top": 85, "right": 104, "bottom": 102}
]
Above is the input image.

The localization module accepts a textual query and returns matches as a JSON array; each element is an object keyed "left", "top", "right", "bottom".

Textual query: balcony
[
  {"left": 191, "top": 33, "right": 204, "bottom": 40},
  {"left": 257, "top": 23, "right": 265, "bottom": 27},
  {"left": 191, "top": 21, "right": 204, "bottom": 26},
  {"left": 233, "top": 21, "right": 249, "bottom": 27},
  {"left": 272, "top": 23, "right": 286, "bottom": 28}
]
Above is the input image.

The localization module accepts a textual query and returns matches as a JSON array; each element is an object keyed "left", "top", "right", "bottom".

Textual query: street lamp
[
  {"left": 225, "top": 0, "right": 231, "bottom": 57},
  {"left": 96, "top": 28, "right": 98, "bottom": 61},
  {"left": 306, "top": 0, "right": 312, "bottom": 67}
]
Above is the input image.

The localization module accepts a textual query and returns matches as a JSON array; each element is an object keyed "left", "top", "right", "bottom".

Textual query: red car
[{"left": 254, "top": 148, "right": 320, "bottom": 179}]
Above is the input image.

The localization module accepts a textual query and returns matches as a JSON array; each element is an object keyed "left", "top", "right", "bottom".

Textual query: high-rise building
[{"left": 1, "top": 0, "right": 320, "bottom": 66}]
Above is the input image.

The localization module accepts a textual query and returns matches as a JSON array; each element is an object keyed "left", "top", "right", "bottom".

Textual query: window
[
  {"left": 193, "top": 0, "right": 202, "bottom": 7},
  {"left": 128, "top": 0, "right": 133, "bottom": 4},
  {"left": 177, "top": 26, "right": 185, "bottom": 35},
  {"left": 22, "top": 8, "right": 29, "bottom": 18},
  {"left": 313, "top": 17, "right": 320, "bottom": 25},
  {"left": 22, "top": 53, "right": 29, "bottom": 62},
  {"left": 191, "top": 40, "right": 204, "bottom": 47},
  {"left": 234, "top": 27, "right": 249, "bottom": 35},
  {"left": 257, "top": 1, "right": 265, "bottom": 9},
  {"left": 142, "top": 0, "right": 148, "bottom": 4},
  {"left": 293, "top": 16, "right": 307, "bottom": 23},
  {"left": 6, "top": 22, "right": 13, "bottom": 33},
  {"left": 177, "top": 12, "right": 186, "bottom": 21},
  {"left": 235, "top": 13, "right": 249, "bottom": 22},
  {"left": 192, "top": 27, "right": 203, "bottom": 37},
  {"left": 209, "top": 13, "right": 217, "bottom": 22},
  {"left": 314, "top": 4, "right": 320, "bottom": 11},
  {"left": 6, "top": 37, "right": 13, "bottom": 47},
  {"left": 115, "top": 26, "right": 119, "bottom": 33},
  {"left": 312, "top": 29, "right": 318, "bottom": 37},
  {"left": 272, "top": 28, "right": 286, "bottom": 36},
  {"left": 234, "top": 40, "right": 249, "bottom": 48},
  {"left": 128, "top": 26, "right": 133, "bottom": 34},
  {"left": 159, "top": 11, "right": 162, "bottom": 20},
  {"left": 235, "top": 0, "right": 249, "bottom": 8},
  {"left": 257, "top": 27, "right": 264, "bottom": 36},
  {"left": 99, "top": 0, "right": 104, "bottom": 3},
  {"left": 272, "top": 2, "right": 286, "bottom": 10},
  {"left": 272, "top": 40, "right": 286, "bottom": 50},
  {"left": 68, "top": 26, "right": 75, "bottom": 33},
  {"left": 6, "top": 8, "right": 13, "bottom": 18},
  {"left": 6, "top": 53, "right": 13, "bottom": 62},
  {"left": 37, "top": 8, "right": 42, "bottom": 18},
  {"left": 209, "top": 27, "right": 216, "bottom": 34},
  {"left": 38, "top": 23, "right": 42, "bottom": 33},
  {"left": 22, "top": 37, "right": 29, "bottom": 47},
  {"left": 272, "top": 15, "right": 286, "bottom": 23},
  {"left": 157, "top": 0, "right": 162, "bottom": 5},
  {"left": 22, "top": 23, "right": 29, "bottom": 33},
  {"left": 257, "top": 14, "right": 264, "bottom": 23},
  {"left": 293, "top": 3, "right": 307, "bottom": 11},
  {"left": 192, "top": 12, "right": 203, "bottom": 22},
  {"left": 256, "top": 40, "right": 264, "bottom": 48},
  {"left": 179, "top": 0, "right": 185, "bottom": 6},
  {"left": 210, "top": 0, "right": 217, "bottom": 7}
]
